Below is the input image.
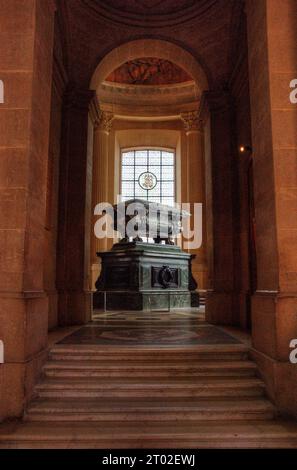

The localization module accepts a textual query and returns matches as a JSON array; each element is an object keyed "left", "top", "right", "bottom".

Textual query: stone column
[
  {"left": 57, "top": 87, "right": 98, "bottom": 326},
  {"left": 91, "top": 111, "right": 114, "bottom": 290},
  {"left": 181, "top": 111, "right": 208, "bottom": 298},
  {"left": 44, "top": 43, "right": 68, "bottom": 331},
  {"left": 200, "top": 91, "right": 238, "bottom": 325},
  {"left": 246, "top": 0, "right": 297, "bottom": 416},
  {"left": 0, "top": 0, "right": 55, "bottom": 420}
]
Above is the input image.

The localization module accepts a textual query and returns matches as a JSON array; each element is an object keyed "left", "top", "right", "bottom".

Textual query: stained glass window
[{"left": 121, "top": 149, "right": 175, "bottom": 206}]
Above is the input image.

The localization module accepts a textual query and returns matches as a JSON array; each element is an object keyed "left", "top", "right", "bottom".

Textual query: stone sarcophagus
[
  {"left": 93, "top": 199, "right": 199, "bottom": 311},
  {"left": 112, "top": 198, "right": 188, "bottom": 245}
]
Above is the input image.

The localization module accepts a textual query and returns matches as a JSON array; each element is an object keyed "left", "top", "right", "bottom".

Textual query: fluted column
[
  {"left": 181, "top": 111, "right": 208, "bottom": 293},
  {"left": 91, "top": 111, "right": 114, "bottom": 289}
]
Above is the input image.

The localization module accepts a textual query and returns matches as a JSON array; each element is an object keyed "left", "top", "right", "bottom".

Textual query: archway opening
[{"left": 89, "top": 39, "right": 209, "bottom": 315}]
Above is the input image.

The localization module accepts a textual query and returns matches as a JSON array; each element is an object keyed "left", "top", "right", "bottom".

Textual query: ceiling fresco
[{"left": 106, "top": 58, "right": 193, "bottom": 85}]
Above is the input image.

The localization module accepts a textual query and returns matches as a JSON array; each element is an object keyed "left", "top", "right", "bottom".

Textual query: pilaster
[
  {"left": 200, "top": 91, "right": 238, "bottom": 324},
  {"left": 180, "top": 111, "right": 208, "bottom": 294},
  {"left": 57, "top": 86, "right": 97, "bottom": 325},
  {"left": 90, "top": 111, "right": 114, "bottom": 289}
]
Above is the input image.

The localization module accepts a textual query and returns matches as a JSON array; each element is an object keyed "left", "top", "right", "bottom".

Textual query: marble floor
[{"left": 58, "top": 309, "right": 241, "bottom": 346}]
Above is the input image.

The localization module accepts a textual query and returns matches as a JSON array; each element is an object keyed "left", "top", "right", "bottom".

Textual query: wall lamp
[{"left": 239, "top": 145, "right": 252, "bottom": 154}]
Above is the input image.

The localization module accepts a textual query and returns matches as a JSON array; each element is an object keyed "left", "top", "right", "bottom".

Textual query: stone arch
[
  {"left": 90, "top": 39, "right": 209, "bottom": 92},
  {"left": 89, "top": 39, "right": 210, "bottom": 298}
]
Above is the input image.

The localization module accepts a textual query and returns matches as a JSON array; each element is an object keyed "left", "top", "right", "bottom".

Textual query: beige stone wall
[
  {"left": 246, "top": 0, "right": 297, "bottom": 417},
  {"left": 0, "top": 0, "right": 55, "bottom": 420}
]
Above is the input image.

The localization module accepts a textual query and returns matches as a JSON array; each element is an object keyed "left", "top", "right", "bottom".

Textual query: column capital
[
  {"left": 95, "top": 110, "right": 114, "bottom": 133},
  {"left": 180, "top": 110, "right": 202, "bottom": 133}
]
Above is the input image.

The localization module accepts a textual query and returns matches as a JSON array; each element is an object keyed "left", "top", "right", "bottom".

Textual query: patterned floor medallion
[{"left": 59, "top": 310, "right": 240, "bottom": 346}]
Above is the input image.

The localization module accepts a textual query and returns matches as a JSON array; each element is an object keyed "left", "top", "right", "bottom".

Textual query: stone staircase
[
  {"left": 1, "top": 343, "right": 297, "bottom": 448},
  {"left": 26, "top": 345, "right": 274, "bottom": 423}
]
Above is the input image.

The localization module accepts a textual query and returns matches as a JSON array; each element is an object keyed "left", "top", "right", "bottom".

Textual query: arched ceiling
[
  {"left": 58, "top": 0, "right": 243, "bottom": 90},
  {"left": 95, "top": 0, "right": 197, "bottom": 16},
  {"left": 82, "top": 0, "right": 218, "bottom": 27}
]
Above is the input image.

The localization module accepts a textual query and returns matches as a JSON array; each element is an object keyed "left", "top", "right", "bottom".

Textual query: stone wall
[
  {"left": 44, "top": 16, "right": 68, "bottom": 331},
  {"left": 0, "top": 0, "right": 55, "bottom": 420},
  {"left": 229, "top": 6, "right": 253, "bottom": 330},
  {"left": 246, "top": 0, "right": 297, "bottom": 417}
]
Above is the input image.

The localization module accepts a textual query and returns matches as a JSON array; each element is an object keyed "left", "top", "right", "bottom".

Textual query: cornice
[
  {"left": 101, "top": 80, "right": 197, "bottom": 96},
  {"left": 100, "top": 100, "right": 199, "bottom": 119},
  {"left": 98, "top": 80, "right": 199, "bottom": 109}
]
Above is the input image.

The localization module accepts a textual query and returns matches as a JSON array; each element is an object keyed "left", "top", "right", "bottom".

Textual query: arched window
[{"left": 121, "top": 148, "right": 175, "bottom": 206}]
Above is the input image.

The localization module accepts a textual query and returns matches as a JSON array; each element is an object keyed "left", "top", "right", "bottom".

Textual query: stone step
[
  {"left": 35, "top": 377, "right": 265, "bottom": 398},
  {"left": 3, "top": 420, "right": 297, "bottom": 449},
  {"left": 49, "top": 345, "right": 249, "bottom": 362},
  {"left": 25, "top": 398, "right": 275, "bottom": 422},
  {"left": 43, "top": 360, "right": 257, "bottom": 378}
]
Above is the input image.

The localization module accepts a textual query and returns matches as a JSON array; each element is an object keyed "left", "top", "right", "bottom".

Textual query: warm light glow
[{"left": 239, "top": 145, "right": 252, "bottom": 154}]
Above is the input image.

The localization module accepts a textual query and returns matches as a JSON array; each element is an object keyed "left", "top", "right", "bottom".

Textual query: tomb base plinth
[{"left": 93, "top": 241, "right": 198, "bottom": 311}]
